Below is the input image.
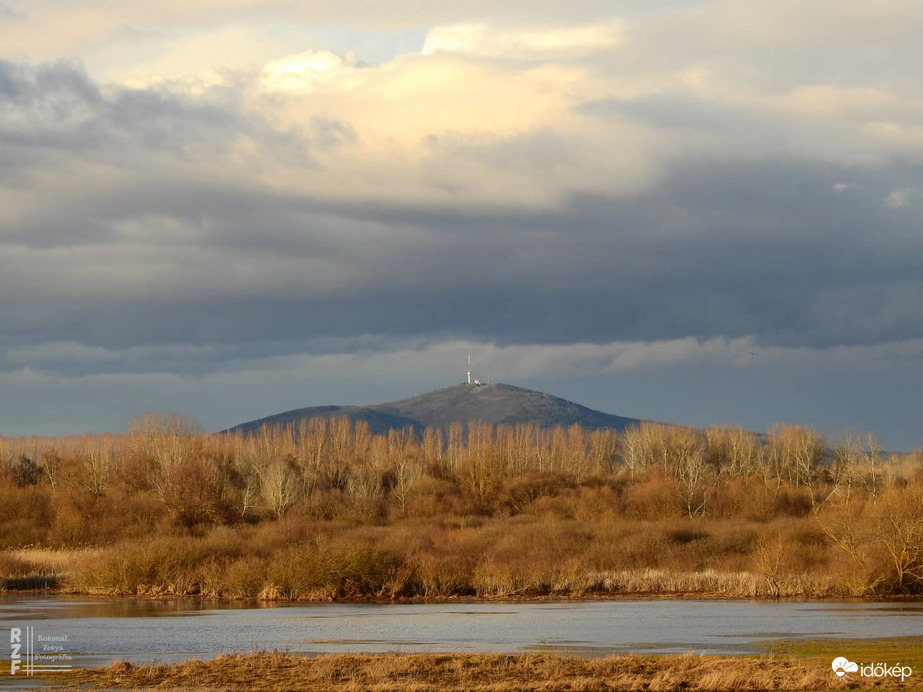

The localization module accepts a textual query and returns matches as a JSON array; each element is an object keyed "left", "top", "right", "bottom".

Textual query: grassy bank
[
  {"left": 765, "top": 636, "right": 923, "bottom": 675},
  {"left": 50, "top": 651, "right": 917, "bottom": 690}
]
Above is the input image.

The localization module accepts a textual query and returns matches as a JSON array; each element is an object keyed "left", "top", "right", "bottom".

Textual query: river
[{"left": 1, "top": 595, "right": 921, "bottom": 685}]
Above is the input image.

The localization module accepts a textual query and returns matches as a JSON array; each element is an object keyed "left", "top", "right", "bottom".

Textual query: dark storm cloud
[
  {"left": 0, "top": 54, "right": 921, "bottom": 449},
  {"left": 2, "top": 149, "right": 920, "bottom": 360},
  {"left": 0, "top": 60, "right": 349, "bottom": 191}
]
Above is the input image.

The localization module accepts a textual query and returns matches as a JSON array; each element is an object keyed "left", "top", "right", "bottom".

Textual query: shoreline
[{"left": 3, "top": 586, "right": 921, "bottom": 604}]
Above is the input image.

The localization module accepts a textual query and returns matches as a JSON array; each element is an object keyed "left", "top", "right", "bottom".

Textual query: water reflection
[{"left": 0, "top": 595, "right": 282, "bottom": 620}]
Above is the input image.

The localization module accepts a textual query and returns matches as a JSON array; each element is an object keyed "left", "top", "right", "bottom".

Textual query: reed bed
[
  {"left": 32, "top": 515, "right": 902, "bottom": 600},
  {"left": 55, "top": 651, "right": 902, "bottom": 690}
]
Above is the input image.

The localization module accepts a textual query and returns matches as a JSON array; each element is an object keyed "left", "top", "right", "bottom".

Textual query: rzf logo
[
  {"left": 9, "top": 626, "right": 72, "bottom": 676},
  {"left": 9, "top": 627, "right": 23, "bottom": 675}
]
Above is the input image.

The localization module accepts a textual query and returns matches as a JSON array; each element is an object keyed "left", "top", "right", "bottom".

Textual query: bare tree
[
  {"left": 589, "top": 429, "right": 619, "bottom": 475},
  {"left": 752, "top": 535, "right": 787, "bottom": 597},
  {"left": 421, "top": 426, "right": 445, "bottom": 476},
  {"left": 457, "top": 422, "right": 499, "bottom": 508},
  {"left": 864, "top": 433, "right": 884, "bottom": 500},
  {"left": 387, "top": 428, "right": 422, "bottom": 515},
  {"left": 81, "top": 435, "right": 114, "bottom": 498},
  {"left": 446, "top": 422, "right": 464, "bottom": 478},
  {"left": 651, "top": 427, "right": 712, "bottom": 516},
  {"left": 829, "top": 431, "right": 862, "bottom": 504},
  {"left": 619, "top": 424, "right": 647, "bottom": 480},
  {"left": 875, "top": 486, "right": 923, "bottom": 592},
  {"left": 259, "top": 457, "right": 302, "bottom": 519}
]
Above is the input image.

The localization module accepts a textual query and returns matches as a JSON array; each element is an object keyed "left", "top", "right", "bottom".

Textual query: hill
[{"left": 227, "top": 383, "right": 642, "bottom": 436}]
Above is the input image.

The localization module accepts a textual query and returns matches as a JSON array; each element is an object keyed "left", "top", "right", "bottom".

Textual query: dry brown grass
[
  {"left": 54, "top": 651, "right": 909, "bottom": 691},
  {"left": 10, "top": 546, "right": 104, "bottom": 571},
  {"left": 0, "top": 547, "right": 103, "bottom": 591},
  {"left": 2, "top": 418, "right": 921, "bottom": 600},
  {"left": 54, "top": 515, "right": 873, "bottom": 600}
]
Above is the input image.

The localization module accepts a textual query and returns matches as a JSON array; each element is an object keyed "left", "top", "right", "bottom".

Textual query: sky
[{"left": 0, "top": 0, "right": 921, "bottom": 449}]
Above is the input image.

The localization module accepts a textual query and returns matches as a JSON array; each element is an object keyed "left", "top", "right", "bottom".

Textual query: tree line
[{"left": 0, "top": 414, "right": 914, "bottom": 523}]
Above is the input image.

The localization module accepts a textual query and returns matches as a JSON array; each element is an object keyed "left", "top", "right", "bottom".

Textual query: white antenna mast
[{"left": 467, "top": 350, "right": 471, "bottom": 386}]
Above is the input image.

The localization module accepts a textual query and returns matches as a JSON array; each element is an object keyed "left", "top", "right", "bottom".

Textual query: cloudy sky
[{"left": 1, "top": 1, "right": 921, "bottom": 449}]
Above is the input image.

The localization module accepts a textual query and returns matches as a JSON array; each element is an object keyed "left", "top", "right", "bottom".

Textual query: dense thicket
[{"left": 1, "top": 415, "right": 920, "bottom": 598}]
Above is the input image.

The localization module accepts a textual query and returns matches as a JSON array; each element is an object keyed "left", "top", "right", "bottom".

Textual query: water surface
[{"left": 1, "top": 595, "right": 920, "bottom": 685}]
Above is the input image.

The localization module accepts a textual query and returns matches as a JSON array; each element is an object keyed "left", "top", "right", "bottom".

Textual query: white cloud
[
  {"left": 260, "top": 50, "right": 361, "bottom": 93},
  {"left": 833, "top": 182, "right": 856, "bottom": 192},
  {"left": 421, "top": 22, "right": 623, "bottom": 58},
  {"left": 885, "top": 188, "right": 916, "bottom": 208},
  {"left": 5, "top": 5, "right": 923, "bottom": 210}
]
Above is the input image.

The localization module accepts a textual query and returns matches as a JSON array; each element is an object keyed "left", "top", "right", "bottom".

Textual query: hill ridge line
[{"left": 226, "top": 382, "right": 641, "bottom": 436}]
